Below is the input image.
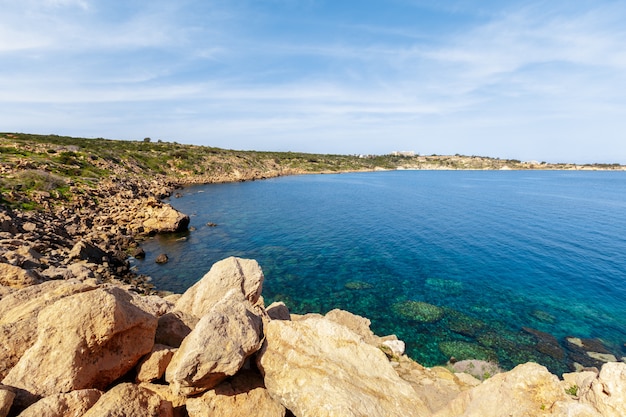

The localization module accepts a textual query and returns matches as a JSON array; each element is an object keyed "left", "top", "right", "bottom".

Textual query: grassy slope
[{"left": 1, "top": 132, "right": 623, "bottom": 210}]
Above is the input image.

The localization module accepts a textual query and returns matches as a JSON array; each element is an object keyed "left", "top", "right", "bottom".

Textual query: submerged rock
[
  {"left": 438, "top": 341, "right": 497, "bottom": 362},
  {"left": 392, "top": 300, "right": 444, "bottom": 323}
]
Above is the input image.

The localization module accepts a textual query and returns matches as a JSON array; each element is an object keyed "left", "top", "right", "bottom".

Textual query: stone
[
  {"left": 68, "top": 240, "right": 108, "bottom": 264},
  {"left": 382, "top": 339, "right": 406, "bottom": 356},
  {"left": 2, "top": 287, "right": 158, "bottom": 399},
  {"left": 21, "top": 222, "right": 36, "bottom": 232},
  {"left": 266, "top": 301, "right": 291, "bottom": 321},
  {"left": 130, "top": 292, "right": 175, "bottom": 317},
  {"left": 433, "top": 362, "right": 569, "bottom": 417},
  {"left": 0, "top": 386, "right": 15, "bottom": 417},
  {"left": 394, "top": 357, "right": 472, "bottom": 414},
  {"left": 155, "top": 253, "right": 169, "bottom": 264},
  {"left": 186, "top": 370, "right": 286, "bottom": 417},
  {"left": 133, "top": 247, "right": 146, "bottom": 259},
  {"left": 257, "top": 316, "right": 430, "bottom": 417},
  {"left": 142, "top": 204, "right": 190, "bottom": 234},
  {"left": 0, "top": 264, "right": 41, "bottom": 288},
  {"left": 166, "top": 293, "right": 263, "bottom": 396},
  {"left": 174, "top": 257, "right": 264, "bottom": 318},
  {"left": 17, "top": 389, "right": 102, "bottom": 417},
  {"left": 522, "top": 327, "right": 565, "bottom": 361},
  {"left": 136, "top": 344, "right": 176, "bottom": 383},
  {"left": 580, "top": 362, "right": 626, "bottom": 417},
  {"left": 449, "top": 359, "right": 502, "bottom": 381},
  {"left": 0, "top": 280, "right": 96, "bottom": 380},
  {"left": 325, "top": 308, "right": 378, "bottom": 345},
  {"left": 82, "top": 383, "right": 173, "bottom": 417},
  {"left": 155, "top": 310, "right": 198, "bottom": 348},
  {"left": 565, "top": 337, "right": 619, "bottom": 369}
]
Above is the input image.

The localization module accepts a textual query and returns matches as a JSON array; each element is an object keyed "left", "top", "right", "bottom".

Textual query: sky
[{"left": 1, "top": 0, "right": 626, "bottom": 163}]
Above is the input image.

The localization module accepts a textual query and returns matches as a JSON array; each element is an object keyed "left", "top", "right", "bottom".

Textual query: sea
[{"left": 133, "top": 170, "right": 626, "bottom": 375}]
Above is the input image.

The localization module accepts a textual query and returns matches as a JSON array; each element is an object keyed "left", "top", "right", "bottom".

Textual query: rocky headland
[{"left": 1, "top": 133, "right": 625, "bottom": 416}]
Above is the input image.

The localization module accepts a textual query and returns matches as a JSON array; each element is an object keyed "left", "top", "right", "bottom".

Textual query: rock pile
[
  {"left": 0, "top": 256, "right": 624, "bottom": 417},
  {"left": 0, "top": 176, "right": 189, "bottom": 291}
]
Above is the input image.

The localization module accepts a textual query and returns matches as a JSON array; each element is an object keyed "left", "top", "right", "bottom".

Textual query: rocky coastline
[{"left": 1, "top": 133, "right": 625, "bottom": 416}]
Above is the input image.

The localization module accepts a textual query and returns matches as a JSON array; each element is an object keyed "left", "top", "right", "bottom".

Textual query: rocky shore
[
  {"left": 0, "top": 256, "right": 624, "bottom": 417},
  {"left": 1, "top": 133, "right": 625, "bottom": 416}
]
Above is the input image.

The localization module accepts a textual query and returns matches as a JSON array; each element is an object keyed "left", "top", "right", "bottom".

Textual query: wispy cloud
[{"left": 1, "top": 0, "right": 625, "bottom": 162}]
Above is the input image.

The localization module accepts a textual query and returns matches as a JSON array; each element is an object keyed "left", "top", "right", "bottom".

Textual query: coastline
[{"left": 1, "top": 133, "right": 626, "bottom": 415}]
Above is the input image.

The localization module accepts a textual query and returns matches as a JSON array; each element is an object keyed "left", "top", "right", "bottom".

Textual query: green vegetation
[
  {"left": 565, "top": 384, "right": 579, "bottom": 396},
  {"left": 1, "top": 131, "right": 623, "bottom": 210}
]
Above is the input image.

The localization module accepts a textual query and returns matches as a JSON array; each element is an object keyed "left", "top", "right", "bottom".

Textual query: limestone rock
[
  {"left": 395, "top": 357, "right": 472, "bottom": 414},
  {"left": 174, "top": 257, "right": 264, "bottom": 318},
  {"left": 0, "top": 386, "right": 15, "bottom": 417},
  {"left": 324, "top": 308, "right": 378, "bottom": 345},
  {"left": 2, "top": 287, "right": 158, "bottom": 399},
  {"left": 166, "top": 293, "right": 263, "bottom": 396},
  {"left": 155, "top": 310, "right": 198, "bottom": 348},
  {"left": 383, "top": 339, "right": 406, "bottom": 356},
  {"left": 142, "top": 204, "right": 189, "bottom": 234},
  {"left": 82, "top": 383, "right": 173, "bottom": 417},
  {"left": 17, "top": 389, "right": 102, "bottom": 417},
  {"left": 186, "top": 370, "right": 286, "bottom": 417},
  {"left": 266, "top": 301, "right": 291, "bottom": 321},
  {"left": 68, "top": 240, "right": 107, "bottom": 264},
  {"left": 155, "top": 253, "right": 169, "bottom": 264},
  {"left": 136, "top": 344, "right": 176, "bottom": 383},
  {"left": 0, "top": 264, "right": 41, "bottom": 288},
  {"left": 580, "top": 362, "right": 626, "bottom": 417},
  {"left": 130, "top": 292, "right": 175, "bottom": 317},
  {"left": 0, "top": 280, "right": 96, "bottom": 380},
  {"left": 433, "top": 362, "right": 569, "bottom": 417},
  {"left": 257, "top": 316, "right": 430, "bottom": 417}
]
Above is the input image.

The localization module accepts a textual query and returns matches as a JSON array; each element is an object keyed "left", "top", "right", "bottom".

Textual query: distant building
[{"left": 391, "top": 151, "right": 415, "bottom": 157}]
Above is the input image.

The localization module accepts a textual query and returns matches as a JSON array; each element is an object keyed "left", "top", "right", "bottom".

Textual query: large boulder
[
  {"left": 82, "top": 383, "right": 173, "bottom": 417},
  {"left": 2, "top": 287, "right": 158, "bottom": 400},
  {"left": 0, "top": 280, "right": 96, "bottom": 379},
  {"left": 257, "top": 316, "right": 431, "bottom": 417},
  {"left": 17, "top": 389, "right": 102, "bottom": 417},
  {"left": 166, "top": 292, "right": 263, "bottom": 396},
  {"left": 579, "top": 362, "right": 626, "bottom": 417},
  {"left": 142, "top": 204, "right": 189, "bottom": 234},
  {"left": 186, "top": 370, "right": 286, "bottom": 417},
  {"left": 433, "top": 362, "right": 569, "bottom": 417},
  {"left": 174, "top": 257, "right": 264, "bottom": 318},
  {"left": 0, "top": 264, "right": 41, "bottom": 289}
]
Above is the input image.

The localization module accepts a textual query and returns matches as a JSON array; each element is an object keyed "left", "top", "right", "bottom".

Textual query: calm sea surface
[{"left": 134, "top": 170, "right": 626, "bottom": 374}]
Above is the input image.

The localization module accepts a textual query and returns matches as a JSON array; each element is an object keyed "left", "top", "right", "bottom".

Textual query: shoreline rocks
[{"left": 0, "top": 257, "right": 622, "bottom": 416}]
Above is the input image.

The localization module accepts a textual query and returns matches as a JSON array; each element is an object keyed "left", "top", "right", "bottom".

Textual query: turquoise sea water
[{"left": 134, "top": 170, "right": 626, "bottom": 374}]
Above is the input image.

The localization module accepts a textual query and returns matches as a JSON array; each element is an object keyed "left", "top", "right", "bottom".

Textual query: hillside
[{"left": 2, "top": 132, "right": 623, "bottom": 210}]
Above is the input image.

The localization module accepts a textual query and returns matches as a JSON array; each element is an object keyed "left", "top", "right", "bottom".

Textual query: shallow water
[{"left": 134, "top": 170, "right": 626, "bottom": 374}]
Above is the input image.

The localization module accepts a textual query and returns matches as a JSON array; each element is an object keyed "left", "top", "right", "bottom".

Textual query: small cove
[{"left": 134, "top": 170, "right": 626, "bottom": 374}]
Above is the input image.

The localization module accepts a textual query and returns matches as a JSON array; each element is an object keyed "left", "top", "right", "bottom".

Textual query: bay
[{"left": 134, "top": 170, "right": 626, "bottom": 374}]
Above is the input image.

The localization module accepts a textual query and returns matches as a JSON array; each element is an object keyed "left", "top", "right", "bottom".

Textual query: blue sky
[{"left": 1, "top": 0, "right": 625, "bottom": 163}]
